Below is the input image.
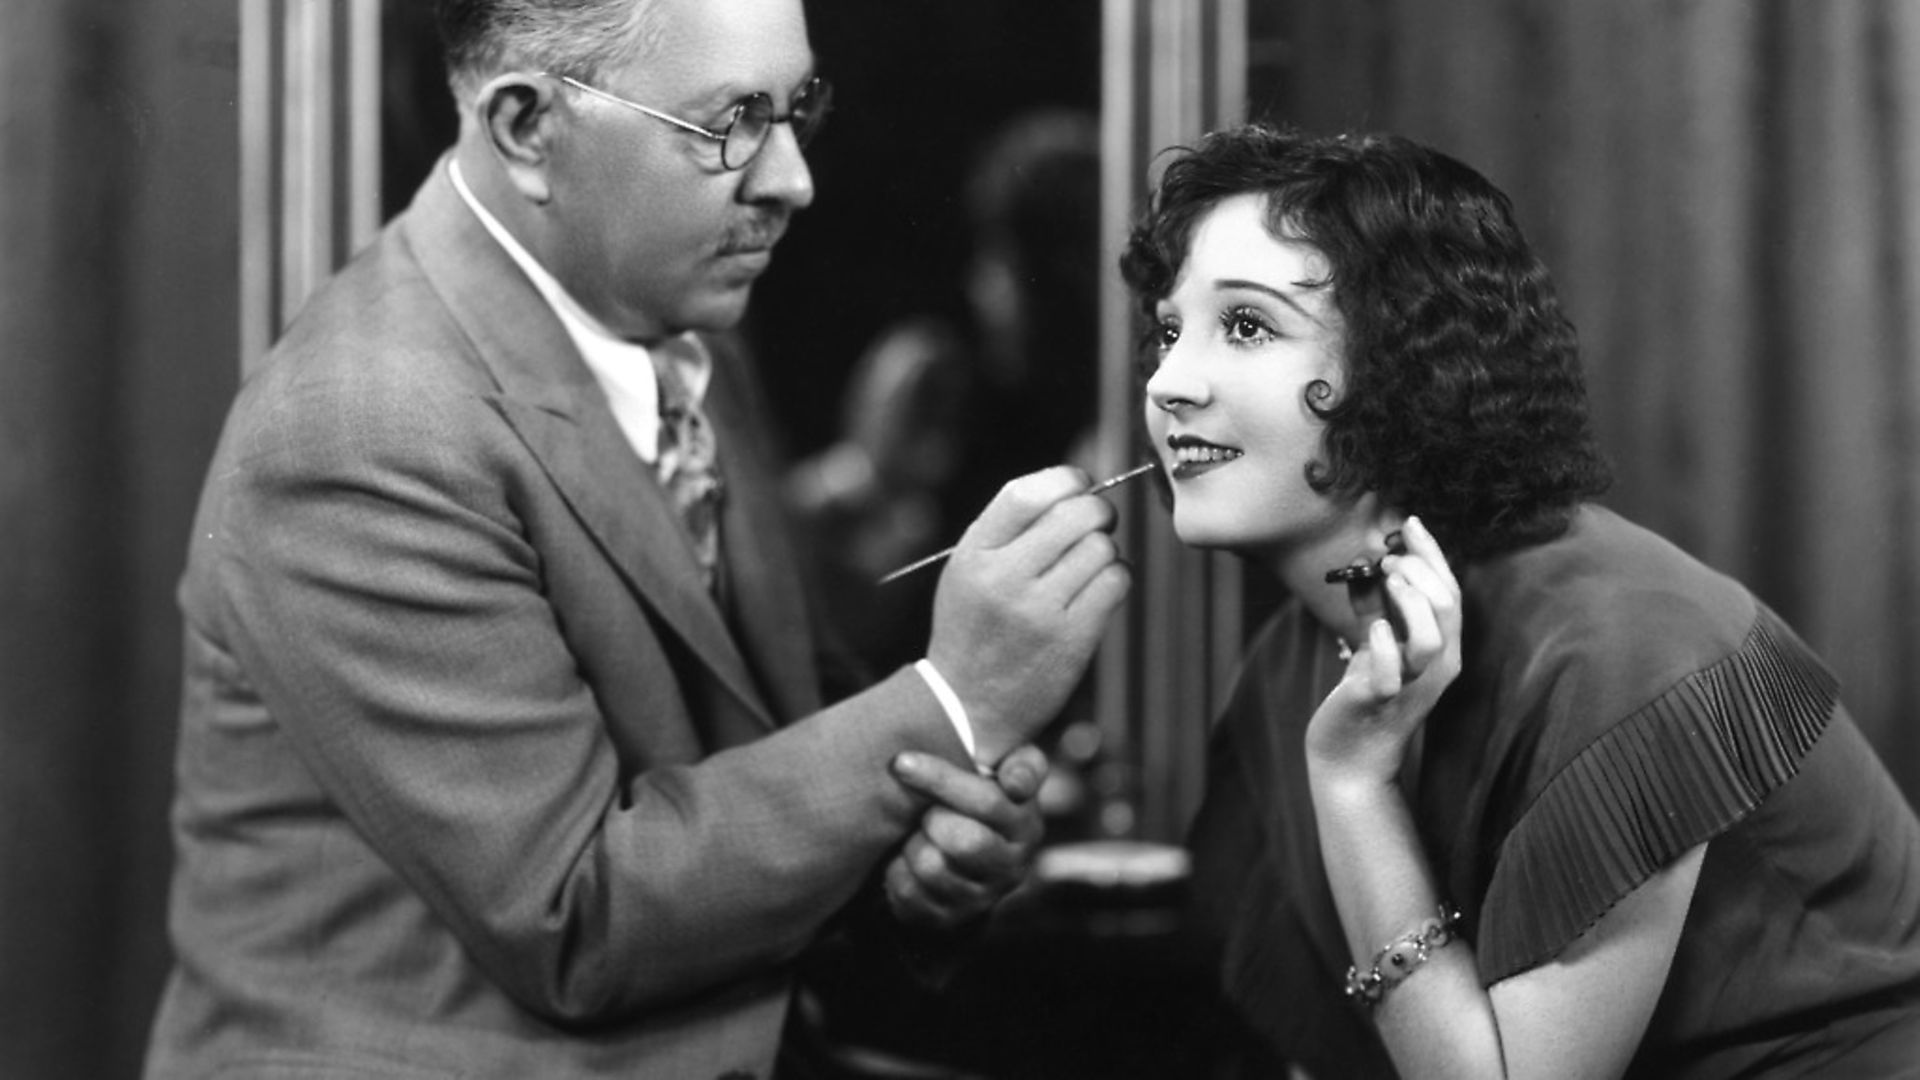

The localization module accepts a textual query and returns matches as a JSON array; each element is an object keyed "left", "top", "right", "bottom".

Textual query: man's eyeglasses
[{"left": 547, "top": 73, "right": 833, "bottom": 171}]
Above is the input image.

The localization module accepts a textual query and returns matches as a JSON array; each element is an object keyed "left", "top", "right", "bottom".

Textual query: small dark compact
[
  {"left": 1326, "top": 530, "right": 1407, "bottom": 635},
  {"left": 1323, "top": 530, "right": 1407, "bottom": 586},
  {"left": 1324, "top": 562, "right": 1388, "bottom": 586}
]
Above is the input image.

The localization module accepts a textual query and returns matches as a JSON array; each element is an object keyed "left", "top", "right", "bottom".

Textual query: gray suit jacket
[{"left": 143, "top": 160, "right": 964, "bottom": 1079}]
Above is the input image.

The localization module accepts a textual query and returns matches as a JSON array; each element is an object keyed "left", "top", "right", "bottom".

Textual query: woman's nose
[{"left": 1145, "top": 345, "right": 1207, "bottom": 413}]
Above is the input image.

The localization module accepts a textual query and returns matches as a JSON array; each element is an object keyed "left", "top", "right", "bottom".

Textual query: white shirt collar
[{"left": 447, "top": 158, "right": 710, "bottom": 465}]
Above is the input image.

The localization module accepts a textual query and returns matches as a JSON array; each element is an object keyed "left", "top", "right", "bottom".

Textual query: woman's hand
[{"left": 1305, "top": 515, "right": 1463, "bottom": 789}]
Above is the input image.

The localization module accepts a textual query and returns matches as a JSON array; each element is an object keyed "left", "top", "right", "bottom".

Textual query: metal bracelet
[{"left": 1343, "top": 902, "right": 1463, "bottom": 1008}]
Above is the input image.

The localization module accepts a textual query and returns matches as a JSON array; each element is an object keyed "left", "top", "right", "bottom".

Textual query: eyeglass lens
[{"left": 721, "top": 79, "right": 832, "bottom": 169}]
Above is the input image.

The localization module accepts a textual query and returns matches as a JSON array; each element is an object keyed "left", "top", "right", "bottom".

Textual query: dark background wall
[
  {"left": 2, "top": 2, "right": 238, "bottom": 1078},
  {"left": 748, "top": 1, "right": 1101, "bottom": 457}
]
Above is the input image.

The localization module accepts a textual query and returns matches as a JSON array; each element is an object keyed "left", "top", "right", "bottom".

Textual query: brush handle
[{"left": 875, "top": 462, "right": 1158, "bottom": 585}]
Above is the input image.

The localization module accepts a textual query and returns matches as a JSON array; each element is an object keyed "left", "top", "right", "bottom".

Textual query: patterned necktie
[{"left": 652, "top": 343, "right": 724, "bottom": 588}]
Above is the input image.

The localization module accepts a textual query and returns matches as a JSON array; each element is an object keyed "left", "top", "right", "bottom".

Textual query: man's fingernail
[{"left": 893, "top": 752, "right": 921, "bottom": 776}]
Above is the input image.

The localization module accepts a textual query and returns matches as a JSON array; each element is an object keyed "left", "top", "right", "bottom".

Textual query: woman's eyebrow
[{"left": 1214, "top": 277, "right": 1330, "bottom": 325}]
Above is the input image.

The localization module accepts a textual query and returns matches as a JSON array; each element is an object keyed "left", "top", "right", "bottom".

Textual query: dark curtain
[
  {"left": 1, "top": 2, "right": 237, "bottom": 1078},
  {"left": 1258, "top": 0, "right": 1920, "bottom": 805}
]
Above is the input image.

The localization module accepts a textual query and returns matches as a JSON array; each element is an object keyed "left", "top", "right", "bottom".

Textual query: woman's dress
[{"left": 1186, "top": 505, "right": 1920, "bottom": 1077}]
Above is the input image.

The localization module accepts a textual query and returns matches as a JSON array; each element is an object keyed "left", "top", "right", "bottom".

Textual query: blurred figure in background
[
  {"left": 786, "top": 108, "right": 1109, "bottom": 839},
  {"left": 788, "top": 109, "right": 1102, "bottom": 669}
]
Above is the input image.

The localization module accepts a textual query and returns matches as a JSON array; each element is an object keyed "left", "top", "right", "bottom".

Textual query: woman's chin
[
  {"left": 1168, "top": 514, "right": 1285, "bottom": 565},
  {"left": 1169, "top": 517, "right": 1246, "bottom": 553}
]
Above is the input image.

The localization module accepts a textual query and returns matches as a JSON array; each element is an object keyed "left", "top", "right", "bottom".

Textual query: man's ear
[{"left": 477, "top": 74, "right": 559, "bottom": 205}]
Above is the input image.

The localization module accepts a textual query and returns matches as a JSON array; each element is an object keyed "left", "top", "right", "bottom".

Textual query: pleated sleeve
[{"left": 1476, "top": 606, "right": 1838, "bottom": 983}]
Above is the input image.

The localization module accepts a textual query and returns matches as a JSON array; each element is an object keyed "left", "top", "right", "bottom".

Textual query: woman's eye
[
  {"left": 1221, "top": 308, "right": 1276, "bottom": 345},
  {"left": 1152, "top": 318, "right": 1180, "bottom": 351},
  {"left": 1137, "top": 318, "right": 1178, "bottom": 377}
]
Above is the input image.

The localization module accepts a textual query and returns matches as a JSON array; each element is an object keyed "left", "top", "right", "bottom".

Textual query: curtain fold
[{"left": 2, "top": 2, "right": 239, "bottom": 1077}]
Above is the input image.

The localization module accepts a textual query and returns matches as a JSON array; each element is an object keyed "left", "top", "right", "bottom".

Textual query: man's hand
[
  {"left": 881, "top": 745, "right": 1049, "bottom": 930},
  {"left": 926, "top": 466, "right": 1131, "bottom": 762}
]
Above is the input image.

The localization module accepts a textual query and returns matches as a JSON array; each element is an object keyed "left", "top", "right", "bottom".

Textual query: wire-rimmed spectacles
[{"left": 546, "top": 72, "right": 833, "bottom": 171}]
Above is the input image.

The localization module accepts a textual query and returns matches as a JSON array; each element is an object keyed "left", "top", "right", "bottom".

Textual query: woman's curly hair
[{"left": 1120, "top": 125, "right": 1611, "bottom": 559}]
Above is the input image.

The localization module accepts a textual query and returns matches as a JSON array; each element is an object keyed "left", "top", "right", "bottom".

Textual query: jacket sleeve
[{"left": 193, "top": 357, "right": 970, "bottom": 1025}]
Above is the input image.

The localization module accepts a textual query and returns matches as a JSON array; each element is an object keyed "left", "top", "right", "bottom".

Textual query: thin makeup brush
[{"left": 875, "top": 461, "right": 1159, "bottom": 586}]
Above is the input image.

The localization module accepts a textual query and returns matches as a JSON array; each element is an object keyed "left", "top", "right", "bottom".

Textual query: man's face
[{"left": 543, "top": 0, "right": 817, "bottom": 341}]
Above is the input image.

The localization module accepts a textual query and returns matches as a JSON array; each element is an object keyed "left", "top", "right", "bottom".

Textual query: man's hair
[
  {"left": 434, "top": 0, "right": 663, "bottom": 98},
  {"left": 1120, "top": 124, "right": 1612, "bottom": 559}
]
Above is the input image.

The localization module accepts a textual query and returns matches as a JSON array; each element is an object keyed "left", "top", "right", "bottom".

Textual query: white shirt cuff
[{"left": 913, "top": 658, "right": 993, "bottom": 776}]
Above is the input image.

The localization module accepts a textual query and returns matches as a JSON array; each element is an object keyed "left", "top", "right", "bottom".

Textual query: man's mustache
[{"left": 718, "top": 213, "right": 789, "bottom": 254}]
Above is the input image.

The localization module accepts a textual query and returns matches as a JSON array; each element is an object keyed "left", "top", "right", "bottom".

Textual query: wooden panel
[
  {"left": 240, "top": 0, "right": 382, "bottom": 372},
  {"left": 1096, "top": 0, "right": 1247, "bottom": 844}
]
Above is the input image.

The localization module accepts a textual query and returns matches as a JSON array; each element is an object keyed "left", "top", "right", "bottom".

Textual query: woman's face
[{"left": 1143, "top": 193, "right": 1351, "bottom": 558}]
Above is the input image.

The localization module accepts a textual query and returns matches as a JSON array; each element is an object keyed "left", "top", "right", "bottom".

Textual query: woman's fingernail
[{"left": 893, "top": 752, "right": 921, "bottom": 776}]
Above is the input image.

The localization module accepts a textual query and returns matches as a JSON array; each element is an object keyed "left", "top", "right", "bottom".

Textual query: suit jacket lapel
[
  {"left": 704, "top": 341, "right": 821, "bottom": 725},
  {"left": 400, "top": 159, "right": 777, "bottom": 732}
]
